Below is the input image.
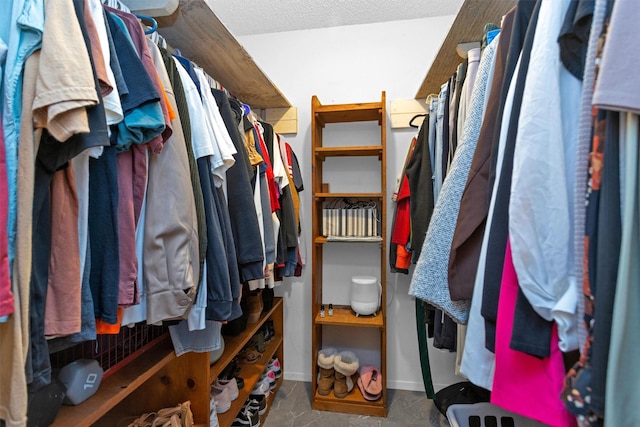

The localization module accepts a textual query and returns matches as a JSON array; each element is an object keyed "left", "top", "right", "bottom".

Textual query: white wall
[{"left": 238, "top": 15, "right": 461, "bottom": 392}]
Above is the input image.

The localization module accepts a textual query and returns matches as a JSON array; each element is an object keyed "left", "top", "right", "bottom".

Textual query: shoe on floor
[
  {"left": 261, "top": 320, "right": 275, "bottom": 343},
  {"left": 334, "top": 350, "right": 360, "bottom": 398},
  {"left": 246, "top": 394, "right": 267, "bottom": 416},
  {"left": 220, "top": 359, "right": 240, "bottom": 379},
  {"left": 251, "top": 377, "right": 272, "bottom": 397},
  {"left": 317, "top": 347, "right": 337, "bottom": 396},
  {"left": 213, "top": 377, "right": 239, "bottom": 401},
  {"left": 210, "top": 398, "right": 219, "bottom": 427},
  {"left": 357, "top": 365, "right": 382, "bottom": 401},
  {"left": 259, "top": 370, "right": 277, "bottom": 390},
  {"left": 267, "top": 357, "right": 282, "bottom": 378},
  {"left": 219, "top": 359, "right": 244, "bottom": 390},
  {"left": 231, "top": 405, "right": 260, "bottom": 427},
  {"left": 246, "top": 331, "right": 266, "bottom": 353},
  {"left": 211, "top": 386, "right": 231, "bottom": 414}
]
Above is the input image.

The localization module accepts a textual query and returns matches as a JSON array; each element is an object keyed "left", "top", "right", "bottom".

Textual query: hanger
[
  {"left": 241, "top": 103, "right": 252, "bottom": 117},
  {"left": 409, "top": 113, "right": 427, "bottom": 129},
  {"left": 102, "top": 0, "right": 131, "bottom": 12},
  {"left": 135, "top": 14, "right": 158, "bottom": 34},
  {"left": 205, "top": 73, "right": 221, "bottom": 91},
  {"left": 148, "top": 27, "right": 168, "bottom": 49}
]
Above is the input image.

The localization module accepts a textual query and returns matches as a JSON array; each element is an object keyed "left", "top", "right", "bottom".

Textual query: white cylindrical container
[{"left": 350, "top": 275, "right": 381, "bottom": 316}]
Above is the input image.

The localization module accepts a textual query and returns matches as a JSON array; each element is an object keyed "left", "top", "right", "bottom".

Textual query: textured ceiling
[{"left": 208, "top": 0, "right": 464, "bottom": 36}]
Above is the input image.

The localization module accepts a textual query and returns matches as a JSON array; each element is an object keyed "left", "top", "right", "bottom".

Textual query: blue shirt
[
  {"left": 105, "top": 11, "right": 164, "bottom": 151},
  {"left": 0, "top": 0, "right": 44, "bottom": 269}
]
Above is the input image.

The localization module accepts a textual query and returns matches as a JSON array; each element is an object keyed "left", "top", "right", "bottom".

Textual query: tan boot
[
  {"left": 334, "top": 351, "right": 359, "bottom": 398},
  {"left": 317, "top": 348, "right": 337, "bottom": 396},
  {"left": 246, "top": 289, "right": 263, "bottom": 323}
]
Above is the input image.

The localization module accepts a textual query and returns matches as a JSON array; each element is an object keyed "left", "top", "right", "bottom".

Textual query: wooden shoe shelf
[
  {"left": 213, "top": 301, "right": 284, "bottom": 427},
  {"left": 310, "top": 93, "right": 388, "bottom": 417},
  {"left": 52, "top": 297, "right": 284, "bottom": 427}
]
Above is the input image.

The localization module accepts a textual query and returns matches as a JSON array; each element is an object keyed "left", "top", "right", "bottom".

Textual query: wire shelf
[{"left": 50, "top": 323, "right": 169, "bottom": 379}]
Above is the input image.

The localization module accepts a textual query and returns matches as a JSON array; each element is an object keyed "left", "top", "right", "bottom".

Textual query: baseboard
[
  {"left": 283, "top": 372, "right": 312, "bottom": 382},
  {"left": 283, "top": 372, "right": 442, "bottom": 393},
  {"left": 386, "top": 379, "right": 425, "bottom": 392}
]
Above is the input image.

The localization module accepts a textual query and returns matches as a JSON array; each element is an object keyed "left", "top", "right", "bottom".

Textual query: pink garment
[
  {"left": 491, "top": 241, "right": 577, "bottom": 427},
  {"left": 0, "top": 121, "right": 14, "bottom": 317},
  {"left": 116, "top": 150, "right": 138, "bottom": 306}
]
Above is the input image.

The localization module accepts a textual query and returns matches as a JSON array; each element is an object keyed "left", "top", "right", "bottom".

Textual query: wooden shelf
[
  {"left": 311, "top": 92, "right": 387, "bottom": 417},
  {"left": 312, "top": 98, "right": 384, "bottom": 126},
  {"left": 55, "top": 298, "right": 284, "bottom": 426},
  {"left": 415, "top": 0, "right": 516, "bottom": 98},
  {"left": 314, "top": 193, "right": 382, "bottom": 199},
  {"left": 314, "top": 236, "right": 382, "bottom": 244},
  {"left": 210, "top": 298, "right": 283, "bottom": 381},
  {"left": 157, "top": 1, "right": 290, "bottom": 109},
  {"left": 52, "top": 337, "right": 176, "bottom": 427},
  {"left": 314, "top": 305, "right": 383, "bottom": 328},
  {"left": 312, "top": 387, "right": 386, "bottom": 417},
  {"left": 215, "top": 335, "right": 283, "bottom": 427},
  {"left": 314, "top": 146, "right": 383, "bottom": 159}
]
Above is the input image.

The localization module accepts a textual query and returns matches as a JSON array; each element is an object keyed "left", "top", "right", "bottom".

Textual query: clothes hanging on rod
[
  {"left": 401, "top": 0, "right": 640, "bottom": 425},
  {"left": 0, "top": 2, "right": 303, "bottom": 425}
]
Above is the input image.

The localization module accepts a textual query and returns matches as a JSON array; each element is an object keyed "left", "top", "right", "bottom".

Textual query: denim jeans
[{"left": 434, "top": 83, "right": 449, "bottom": 203}]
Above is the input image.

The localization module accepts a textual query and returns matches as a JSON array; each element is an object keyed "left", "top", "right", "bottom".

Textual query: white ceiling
[{"left": 209, "top": 0, "right": 464, "bottom": 36}]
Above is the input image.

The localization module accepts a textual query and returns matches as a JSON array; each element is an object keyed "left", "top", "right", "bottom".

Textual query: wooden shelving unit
[
  {"left": 216, "top": 335, "right": 283, "bottom": 426},
  {"left": 310, "top": 92, "right": 387, "bottom": 417},
  {"left": 53, "top": 298, "right": 284, "bottom": 427},
  {"left": 209, "top": 299, "right": 284, "bottom": 382}
]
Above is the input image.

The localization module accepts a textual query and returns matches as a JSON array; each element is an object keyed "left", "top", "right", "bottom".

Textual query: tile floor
[{"left": 263, "top": 381, "right": 450, "bottom": 427}]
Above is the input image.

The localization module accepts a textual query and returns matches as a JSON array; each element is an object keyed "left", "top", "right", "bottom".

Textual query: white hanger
[{"left": 102, "top": 0, "right": 131, "bottom": 12}]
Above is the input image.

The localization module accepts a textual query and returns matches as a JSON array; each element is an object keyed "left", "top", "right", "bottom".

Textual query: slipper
[
  {"left": 357, "top": 365, "right": 382, "bottom": 401},
  {"left": 239, "top": 347, "right": 262, "bottom": 364}
]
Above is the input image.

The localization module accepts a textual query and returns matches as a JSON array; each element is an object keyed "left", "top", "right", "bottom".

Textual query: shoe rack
[
  {"left": 211, "top": 297, "right": 284, "bottom": 427},
  {"left": 310, "top": 92, "right": 387, "bottom": 416},
  {"left": 51, "top": 297, "right": 284, "bottom": 427}
]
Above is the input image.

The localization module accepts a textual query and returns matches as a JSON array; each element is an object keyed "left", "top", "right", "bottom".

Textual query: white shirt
[
  {"left": 194, "top": 67, "right": 236, "bottom": 186},
  {"left": 173, "top": 57, "right": 216, "bottom": 160},
  {"left": 269, "top": 125, "right": 289, "bottom": 190},
  {"left": 508, "top": 0, "right": 581, "bottom": 352},
  {"left": 88, "top": 0, "right": 122, "bottom": 126}
]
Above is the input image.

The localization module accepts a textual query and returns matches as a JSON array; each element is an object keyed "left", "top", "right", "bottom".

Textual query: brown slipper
[{"left": 239, "top": 347, "right": 262, "bottom": 364}]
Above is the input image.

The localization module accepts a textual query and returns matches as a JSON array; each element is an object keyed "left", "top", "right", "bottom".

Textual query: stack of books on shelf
[{"left": 322, "top": 200, "right": 379, "bottom": 240}]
